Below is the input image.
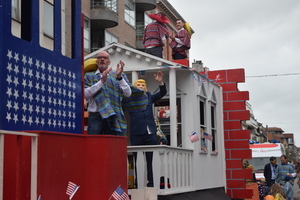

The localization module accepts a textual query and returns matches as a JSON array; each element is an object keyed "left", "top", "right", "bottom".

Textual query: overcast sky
[{"left": 170, "top": 0, "right": 300, "bottom": 145}]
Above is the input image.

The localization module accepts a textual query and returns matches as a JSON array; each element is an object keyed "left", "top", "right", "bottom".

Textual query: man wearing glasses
[{"left": 84, "top": 51, "right": 131, "bottom": 135}]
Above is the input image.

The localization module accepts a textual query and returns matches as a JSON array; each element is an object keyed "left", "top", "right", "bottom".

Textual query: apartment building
[
  {"left": 11, "top": 0, "right": 192, "bottom": 61},
  {"left": 283, "top": 133, "right": 298, "bottom": 162},
  {"left": 83, "top": 0, "right": 192, "bottom": 61}
]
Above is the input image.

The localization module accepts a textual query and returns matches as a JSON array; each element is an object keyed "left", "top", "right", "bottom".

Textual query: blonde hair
[
  {"left": 270, "top": 183, "right": 286, "bottom": 198},
  {"left": 154, "top": 117, "right": 161, "bottom": 129}
]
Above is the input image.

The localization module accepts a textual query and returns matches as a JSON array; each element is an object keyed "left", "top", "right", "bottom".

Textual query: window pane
[
  {"left": 125, "top": 0, "right": 135, "bottom": 27},
  {"left": 105, "top": 31, "right": 118, "bottom": 46},
  {"left": 210, "top": 104, "right": 216, "bottom": 151},
  {"left": 44, "top": 1, "right": 54, "bottom": 38},
  {"left": 84, "top": 18, "right": 90, "bottom": 51},
  {"left": 12, "top": 0, "right": 21, "bottom": 21}
]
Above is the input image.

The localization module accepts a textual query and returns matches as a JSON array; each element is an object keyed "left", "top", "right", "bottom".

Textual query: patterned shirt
[{"left": 143, "top": 21, "right": 169, "bottom": 48}]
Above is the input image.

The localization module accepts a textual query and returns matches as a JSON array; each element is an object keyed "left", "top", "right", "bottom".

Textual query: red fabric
[
  {"left": 170, "top": 28, "right": 191, "bottom": 56},
  {"left": 143, "top": 22, "right": 169, "bottom": 48},
  {"left": 148, "top": 14, "right": 169, "bottom": 24}
]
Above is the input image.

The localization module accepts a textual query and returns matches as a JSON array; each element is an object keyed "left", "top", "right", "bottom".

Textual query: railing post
[
  {"left": 31, "top": 136, "right": 38, "bottom": 200},
  {"left": 0, "top": 133, "right": 4, "bottom": 200}
]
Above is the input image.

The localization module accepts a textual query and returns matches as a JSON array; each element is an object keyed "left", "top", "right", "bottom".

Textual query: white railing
[
  {"left": 127, "top": 145, "right": 194, "bottom": 195},
  {"left": 0, "top": 130, "right": 38, "bottom": 200}
]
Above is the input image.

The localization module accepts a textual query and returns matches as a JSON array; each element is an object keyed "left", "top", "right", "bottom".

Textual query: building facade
[{"left": 11, "top": 0, "right": 192, "bottom": 61}]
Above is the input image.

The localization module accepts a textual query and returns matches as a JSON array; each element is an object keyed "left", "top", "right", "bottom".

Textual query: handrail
[{"left": 127, "top": 145, "right": 194, "bottom": 195}]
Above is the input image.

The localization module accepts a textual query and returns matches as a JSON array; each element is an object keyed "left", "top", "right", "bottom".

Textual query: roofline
[{"left": 84, "top": 42, "right": 184, "bottom": 67}]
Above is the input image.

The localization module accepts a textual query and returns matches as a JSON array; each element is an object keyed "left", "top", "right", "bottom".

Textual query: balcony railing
[
  {"left": 127, "top": 145, "right": 194, "bottom": 195},
  {"left": 136, "top": 24, "right": 145, "bottom": 41},
  {"left": 91, "top": 0, "right": 118, "bottom": 13}
]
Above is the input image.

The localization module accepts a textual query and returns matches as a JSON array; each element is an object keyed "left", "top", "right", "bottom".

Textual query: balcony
[
  {"left": 136, "top": 24, "right": 144, "bottom": 49},
  {"left": 90, "top": 0, "right": 118, "bottom": 30},
  {"left": 127, "top": 145, "right": 193, "bottom": 194},
  {"left": 135, "top": 0, "right": 156, "bottom": 12}
]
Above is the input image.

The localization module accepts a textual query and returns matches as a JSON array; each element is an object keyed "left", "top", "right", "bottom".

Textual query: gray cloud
[{"left": 170, "top": 0, "right": 300, "bottom": 144}]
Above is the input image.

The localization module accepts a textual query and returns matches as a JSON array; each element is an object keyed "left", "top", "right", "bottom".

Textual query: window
[
  {"left": 211, "top": 104, "right": 217, "bottom": 153},
  {"left": 84, "top": 18, "right": 90, "bottom": 52},
  {"left": 125, "top": 0, "right": 135, "bottom": 27},
  {"left": 144, "top": 13, "right": 152, "bottom": 26},
  {"left": 125, "top": 42, "right": 134, "bottom": 48},
  {"left": 199, "top": 99, "right": 207, "bottom": 153},
  {"left": 154, "top": 98, "right": 182, "bottom": 147},
  {"left": 43, "top": 1, "right": 54, "bottom": 38},
  {"left": 105, "top": 31, "right": 118, "bottom": 46},
  {"left": 105, "top": 0, "right": 117, "bottom": 13},
  {"left": 92, "top": 0, "right": 117, "bottom": 13},
  {"left": 12, "top": 0, "right": 21, "bottom": 21}
]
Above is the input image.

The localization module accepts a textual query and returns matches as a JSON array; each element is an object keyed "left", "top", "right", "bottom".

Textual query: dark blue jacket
[
  {"left": 129, "top": 83, "right": 167, "bottom": 137},
  {"left": 264, "top": 163, "right": 277, "bottom": 186}
]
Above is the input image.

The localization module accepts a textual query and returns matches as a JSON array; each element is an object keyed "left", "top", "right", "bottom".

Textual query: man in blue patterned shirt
[{"left": 84, "top": 51, "right": 131, "bottom": 135}]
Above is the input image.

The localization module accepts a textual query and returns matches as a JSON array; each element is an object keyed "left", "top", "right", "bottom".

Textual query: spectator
[
  {"left": 154, "top": 117, "right": 168, "bottom": 145},
  {"left": 275, "top": 155, "right": 295, "bottom": 199},
  {"left": 264, "top": 183, "right": 286, "bottom": 200},
  {"left": 292, "top": 166, "right": 300, "bottom": 200},
  {"left": 264, "top": 157, "right": 278, "bottom": 190},
  {"left": 243, "top": 159, "right": 256, "bottom": 182}
]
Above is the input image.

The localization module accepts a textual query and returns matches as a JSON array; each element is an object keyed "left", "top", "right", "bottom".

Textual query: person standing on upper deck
[
  {"left": 143, "top": 13, "right": 169, "bottom": 58},
  {"left": 169, "top": 19, "right": 191, "bottom": 60},
  {"left": 84, "top": 51, "right": 131, "bottom": 136}
]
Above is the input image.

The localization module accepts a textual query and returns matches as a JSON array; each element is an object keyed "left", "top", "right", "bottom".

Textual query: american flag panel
[{"left": 0, "top": 1, "right": 82, "bottom": 134}]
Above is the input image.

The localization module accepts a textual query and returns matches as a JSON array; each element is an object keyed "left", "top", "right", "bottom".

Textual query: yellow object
[
  {"left": 84, "top": 58, "right": 97, "bottom": 73},
  {"left": 128, "top": 176, "right": 134, "bottom": 188},
  {"left": 134, "top": 79, "right": 147, "bottom": 91},
  {"left": 184, "top": 22, "right": 193, "bottom": 37}
]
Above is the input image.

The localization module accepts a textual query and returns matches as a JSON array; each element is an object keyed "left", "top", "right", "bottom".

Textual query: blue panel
[{"left": 0, "top": 0, "right": 83, "bottom": 134}]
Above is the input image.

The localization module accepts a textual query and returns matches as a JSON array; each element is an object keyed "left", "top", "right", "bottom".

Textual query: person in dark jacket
[
  {"left": 264, "top": 156, "right": 278, "bottom": 190},
  {"left": 129, "top": 71, "right": 167, "bottom": 187}
]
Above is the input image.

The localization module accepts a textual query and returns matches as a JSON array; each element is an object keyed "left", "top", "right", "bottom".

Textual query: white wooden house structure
[{"left": 84, "top": 43, "right": 229, "bottom": 198}]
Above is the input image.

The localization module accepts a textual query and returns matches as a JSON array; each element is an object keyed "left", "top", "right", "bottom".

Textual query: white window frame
[
  {"left": 12, "top": 0, "right": 21, "bottom": 21},
  {"left": 105, "top": 30, "right": 118, "bottom": 46},
  {"left": 199, "top": 97, "right": 208, "bottom": 154},
  {"left": 210, "top": 102, "right": 218, "bottom": 153},
  {"left": 125, "top": 0, "right": 135, "bottom": 27},
  {"left": 84, "top": 17, "right": 90, "bottom": 52},
  {"left": 43, "top": 1, "right": 54, "bottom": 38}
]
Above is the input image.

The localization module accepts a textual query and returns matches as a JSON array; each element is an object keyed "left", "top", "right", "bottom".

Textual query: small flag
[
  {"left": 112, "top": 186, "right": 130, "bottom": 200},
  {"left": 37, "top": 195, "right": 42, "bottom": 200},
  {"left": 202, "top": 132, "right": 213, "bottom": 142},
  {"left": 66, "top": 181, "right": 80, "bottom": 200},
  {"left": 138, "top": 70, "right": 146, "bottom": 77},
  {"left": 212, "top": 74, "right": 222, "bottom": 83},
  {"left": 203, "top": 66, "right": 209, "bottom": 78},
  {"left": 188, "top": 131, "right": 199, "bottom": 143}
]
